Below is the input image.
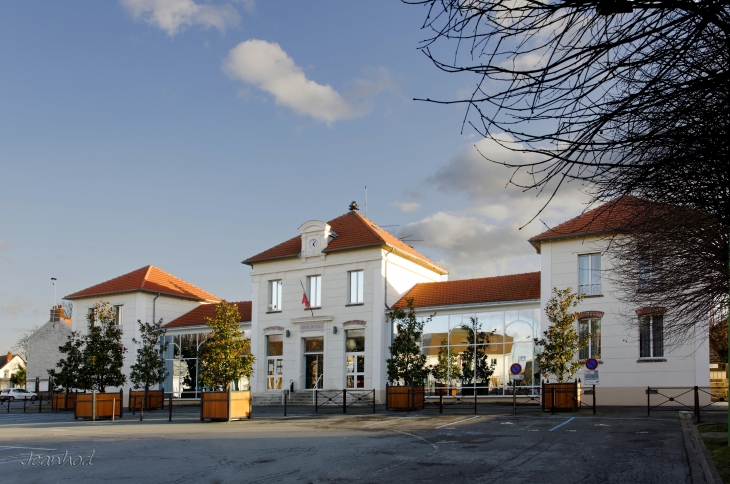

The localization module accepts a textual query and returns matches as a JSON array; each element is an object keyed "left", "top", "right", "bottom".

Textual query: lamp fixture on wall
[
  {"left": 285, "top": 330, "right": 290, "bottom": 337},
  {"left": 333, "top": 326, "right": 338, "bottom": 334}
]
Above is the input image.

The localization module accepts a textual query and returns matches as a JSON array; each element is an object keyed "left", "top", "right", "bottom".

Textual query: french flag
[{"left": 302, "top": 292, "right": 311, "bottom": 309}]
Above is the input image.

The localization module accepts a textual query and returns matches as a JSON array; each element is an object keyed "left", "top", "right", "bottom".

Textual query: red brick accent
[
  {"left": 577, "top": 311, "right": 604, "bottom": 320},
  {"left": 635, "top": 307, "right": 667, "bottom": 316}
]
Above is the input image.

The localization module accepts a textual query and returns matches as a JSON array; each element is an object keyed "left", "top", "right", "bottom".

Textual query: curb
[{"left": 679, "top": 412, "right": 723, "bottom": 484}]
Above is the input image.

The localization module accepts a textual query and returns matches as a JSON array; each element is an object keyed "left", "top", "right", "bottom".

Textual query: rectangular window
[
  {"left": 114, "top": 305, "right": 123, "bottom": 326},
  {"left": 345, "top": 329, "right": 365, "bottom": 388},
  {"left": 639, "top": 315, "right": 664, "bottom": 358},
  {"left": 308, "top": 275, "right": 322, "bottom": 308},
  {"left": 349, "top": 270, "right": 364, "bottom": 304},
  {"left": 579, "top": 319, "right": 601, "bottom": 359},
  {"left": 268, "top": 280, "right": 283, "bottom": 311},
  {"left": 87, "top": 308, "right": 96, "bottom": 330},
  {"left": 638, "top": 250, "right": 662, "bottom": 293},
  {"left": 579, "top": 254, "right": 602, "bottom": 296}
]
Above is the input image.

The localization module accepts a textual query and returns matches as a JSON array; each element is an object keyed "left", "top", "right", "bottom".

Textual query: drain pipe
[
  {"left": 152, "top": 293, "right": 161, "bottom": 324},
  {"left": 384, "top": 246, "right": 395, "bottom": 347}
]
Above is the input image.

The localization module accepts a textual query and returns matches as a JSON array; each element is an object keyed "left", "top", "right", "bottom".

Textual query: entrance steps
[
  {"left": 252, "top": 391, "right": 375, "bottom": 406},
  {"left": 252, "top": 391, "right": 315, "bottom": 406}
]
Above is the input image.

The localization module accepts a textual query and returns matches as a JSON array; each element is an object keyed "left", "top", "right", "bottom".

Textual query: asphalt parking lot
[{"left": 0, "top": 404, "right": 708, "bottom": 483}]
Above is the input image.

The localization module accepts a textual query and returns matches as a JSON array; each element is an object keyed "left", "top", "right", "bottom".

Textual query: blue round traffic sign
[
  {"left": 510, "top": 363, "right": 522, "bottom": 375},
  {"left": 585, "top": 358, "right": 598, "bottom": 370}
]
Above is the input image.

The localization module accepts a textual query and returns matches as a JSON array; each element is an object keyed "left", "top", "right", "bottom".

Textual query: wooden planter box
[
  {"left": 129, "top": 389, "right": 165, "bottom": 411},
  {"left": 542, "top": 382, "right": 581, "bottom": 412},
  {"left": 201, "top": 390, "right": 251, "bottom": 422},
  {"left": 386, "top": 385, "right": 425, "bottom": 410},
  {"left": 52, "top": 392, "right": 76, "bottom": 411},
  {"left": 435, "top": 383, "right": 457, "bottom": 396},
  {"left": 74, "top": 390, "right": 124, "bottom": 420}
]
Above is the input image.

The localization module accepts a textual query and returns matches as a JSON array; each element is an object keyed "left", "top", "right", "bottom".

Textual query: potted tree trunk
[
  {"left": 429, "top": 340, "right": 460, "bottom": 396},
  {"left": 535, "top": 288, "right": 587, "bottom": 412},
  {"left": 386, "top": 299, "right": 429, "bottom": 410},
  {"left": 199, "top": 301, "right": 255, "bottom": 422},
  {"left": 459, "top": 317, "right": 495, "bottom": 396}
]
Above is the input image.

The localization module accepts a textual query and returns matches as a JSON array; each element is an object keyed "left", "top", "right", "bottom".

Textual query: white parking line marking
[
  {"left": 548, "top": 417, "right": 575, "bottom": 432},
  {"left": 434, "top": 416, "right": 480, "bottom": 429},
  {"left": 362, "top": 417, "right": 413, "bottom": 428}
]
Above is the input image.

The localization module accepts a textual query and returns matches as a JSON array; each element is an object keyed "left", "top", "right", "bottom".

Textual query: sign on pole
[
  {"left": 510, "top": 363, "right": 522, "bottom": 375},
  {"left": 585, "top": 358, "right": 599, "bottom": 370},
  {"left": 584, "top": 370, "right": 599, "bottom": 385}
]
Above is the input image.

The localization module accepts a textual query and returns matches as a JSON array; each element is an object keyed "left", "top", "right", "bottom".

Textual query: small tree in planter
[
  {"left": 82, "top": 302, "right": 127, "bottom": 393},
  {"left": 49, "top": 331, "right": 85, "bottom": 409},
  {"left": 198, "top": 301, "right": 254, "bottom": 421},
  {"left": 129, "top": 319, "right": 169, "bottom": 411},
  {"left": 534, "top": 288, "right": 586, "bottom": 410},
  {"left": 459, "top": 317, "right": 495, "bottom": 395},
  {"left": 386, "top": 299, "right": 429, "bottom": 409},
  {"left": 429, "top": 340, "right": 461, "bottom": 395}
]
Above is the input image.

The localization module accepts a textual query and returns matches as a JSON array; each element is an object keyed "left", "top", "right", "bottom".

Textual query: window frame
[
  {"left": 307, "top": 275, "right": 322, "bottom": 308},
  {"left": 268, "top": 280, "right": 283, "bottom": 312},
  {"left": 348, "top": 270, "right": 364, "bottom": 304},
  {"left": 639, "top": 314, "right": 664, "bottom": 358},
  {"left": 345, "top": 329, "right": 365, "bottom": 389},
  {"left": 578, "top": 253, "right": 602, "bottom": 296},
  {"left": 578, "top": 318, "right": 601, "bottom": 360}
]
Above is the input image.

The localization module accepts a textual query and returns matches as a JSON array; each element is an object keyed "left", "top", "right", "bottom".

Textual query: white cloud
[
  {"left": 392, "top": 201, "right": 421, "bottom": 213},
  {"left": 223, "top": 40, "right": 391, "bottom": 124},
  {"left": 232, "top": 0, "right": 255, "bottom": 13},
  {"left": 121, "top": 0, "right": 241, "bottom": 36},
  {"left": 397, "top": 135, "right": 591, "bottom": 278},
  {"left": 1, "top": 298, "right": 32, "bottom": 316}
]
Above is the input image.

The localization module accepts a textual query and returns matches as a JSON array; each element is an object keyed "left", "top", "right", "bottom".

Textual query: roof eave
[
  {"left": 241, "top": 253, "right": 301, "bottom": 267},
  {"left": 394, "top": 298, "right": 541, "bottom": 312},
  {"left": 64, "top": 289, "right": 217, "bottom": 302}
]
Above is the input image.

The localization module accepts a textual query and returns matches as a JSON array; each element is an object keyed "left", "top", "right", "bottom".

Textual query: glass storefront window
[{"left": 420, "top": 309, "right": 540, "bottom": 396}]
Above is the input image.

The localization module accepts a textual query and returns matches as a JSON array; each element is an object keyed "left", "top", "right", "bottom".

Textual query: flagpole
[{"left": 300, "top": 280, "right": 314, "bottom": 317}]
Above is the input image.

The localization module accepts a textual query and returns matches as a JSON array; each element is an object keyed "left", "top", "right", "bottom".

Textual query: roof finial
[{"left": 349, "top": 201, "right": 360, "bottom": 211}]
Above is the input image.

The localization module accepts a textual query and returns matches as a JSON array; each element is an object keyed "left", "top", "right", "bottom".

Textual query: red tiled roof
[
  {"left": 392, "top": 272, "right": 541, "bottom": 309},
  {"left": 242, "top": 210, "right": 447, "bottom": 274},
  {"left": 64, "top": 265, "right": 220, "bottom": 302},
  {"left": 163, "top": 301, "right": 252, "bottom": 329},
  {"left": 528, "top": 196, "right": 663, "bottom": 252}
]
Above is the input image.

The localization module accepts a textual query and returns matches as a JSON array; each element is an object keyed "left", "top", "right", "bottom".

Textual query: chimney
[
  {"left": 6, "top": 351, "right": 11, "bottom": 361},
  {"left": 50, "top": 305, "right": 65, "bottom": 322}
]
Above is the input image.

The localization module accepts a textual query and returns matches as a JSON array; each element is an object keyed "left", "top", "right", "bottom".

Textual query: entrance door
[
  {"left": 267, "top": 357, "right": 283, "bottom": 390},
  {"left": 303, "top": 337, "right": 324, "bottom": 389}
]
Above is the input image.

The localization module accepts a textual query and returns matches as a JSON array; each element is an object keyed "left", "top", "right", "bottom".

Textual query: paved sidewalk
[{"left": 0, "top": 406, "right": 704, "bottom": 482}]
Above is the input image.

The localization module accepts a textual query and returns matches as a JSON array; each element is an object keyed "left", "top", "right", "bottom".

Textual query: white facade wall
[
  {"left": 540, "top": 237, "right": 710, "bottom": 405},
  {"left": 71, "top": 293, "right": 205, "bottom": 395},
  {"left": 250, "top": 247, "right": 444, "bottom": 403}
]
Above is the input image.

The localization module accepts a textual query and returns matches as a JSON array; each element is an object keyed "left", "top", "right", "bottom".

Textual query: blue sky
[{"left": 0, "top": 0, "right": 588, "bottom": 353}]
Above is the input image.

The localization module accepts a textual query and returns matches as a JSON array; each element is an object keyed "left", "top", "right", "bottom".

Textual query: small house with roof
[
  {"left": 26, "top": 305, "right": 73, "bottom": 390},
  {"left": 0, "top": 351, "right": 25, "bottom": 390},
  {"left": 64, "top": 265, "right": 222, "bottom": 395},
  {"left": 529, "top": 196, "right": 709, "bottom": 405},
  {"left": 242, "top": 203, "right": 448, "bottom": 402}
]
